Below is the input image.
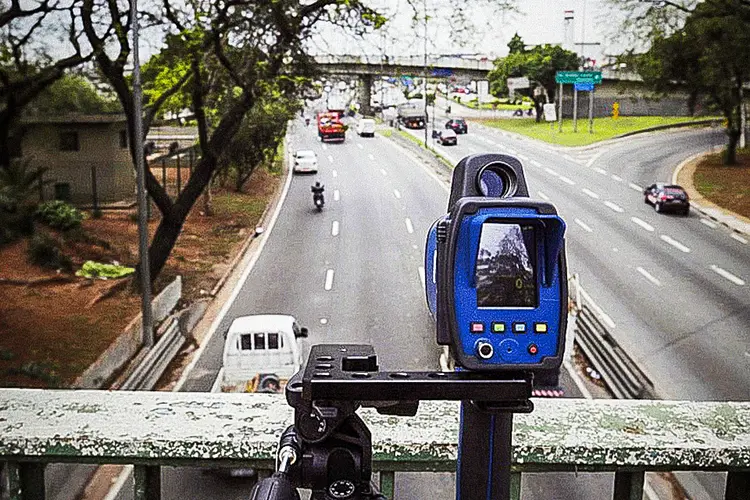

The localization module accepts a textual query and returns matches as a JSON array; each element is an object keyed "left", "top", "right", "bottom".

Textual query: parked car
[
  {"left": 356, "top": 118, "right": 376, "bottom": 137},
  {"left": 643, "top": 183, "right": 690, "bottom": 215},
  {"left": 293, "top": 150, "right": 318, "bottom": 174},
  {"left": 437, "top": 129, "right": 457, "bottom": 146},
  {"left": 445, "top": 118, "right": 468, "bottom": 134}
]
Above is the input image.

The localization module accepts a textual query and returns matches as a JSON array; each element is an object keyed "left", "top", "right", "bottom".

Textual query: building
[{"left": 18, "top": 114, "right": 135, "bottom": 206}]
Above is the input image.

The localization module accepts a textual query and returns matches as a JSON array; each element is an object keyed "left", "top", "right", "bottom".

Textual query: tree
[
  {"left": 488, "top": 37, "right": 579, "bottom": 122},
  {"left": 639, "top": 0, "right": 750, "bottom": 164},
  {"left": 26, "top": 74, "right": 119, "bottom": 115}
]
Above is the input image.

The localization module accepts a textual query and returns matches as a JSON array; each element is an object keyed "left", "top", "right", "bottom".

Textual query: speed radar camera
[{"left": 425, "top": 154, "right": 568, "bottom": 382}]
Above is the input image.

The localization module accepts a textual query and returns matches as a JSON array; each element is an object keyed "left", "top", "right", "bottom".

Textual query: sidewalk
[{"left": 673, "top": 150, "right": 750, "bottom": 237}]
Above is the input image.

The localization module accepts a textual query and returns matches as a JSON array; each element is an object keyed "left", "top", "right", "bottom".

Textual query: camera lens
[
  {"left": 476, "top": 162, "right": 517, "bottom": 198},
  {"left": 477, "top": 341, "right": 494, "bottom": 360}
]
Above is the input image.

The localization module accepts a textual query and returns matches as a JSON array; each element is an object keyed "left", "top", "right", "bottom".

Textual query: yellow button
[{"left": 534, "top": 323, "right": 548, "bottom": 333}]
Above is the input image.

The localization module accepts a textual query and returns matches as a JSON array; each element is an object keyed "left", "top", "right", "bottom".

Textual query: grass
[
  {"left": 463, "top": 101, "right": 533, "bottom": 111},
  {"left": 694, "top": 148, "right": 750, "bottom": 219},
  {"left": 478, "top": 116, "right": 717, "bottom": 146},
  {"left": 394, "top": 129, "right": 454, "bottom": 169}
]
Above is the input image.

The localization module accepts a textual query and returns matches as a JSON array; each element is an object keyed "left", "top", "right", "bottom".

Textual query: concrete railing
[{"left": 1, "top": 390, "right": 750, "bottom": 499}]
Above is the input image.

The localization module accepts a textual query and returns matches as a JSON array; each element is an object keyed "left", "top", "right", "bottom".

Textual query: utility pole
[
  {"left": 130, "top": 0, "right": 154, "bottom": 346},
  {"left": 423, "top": 0, "right": 429, "bottom": 148}
]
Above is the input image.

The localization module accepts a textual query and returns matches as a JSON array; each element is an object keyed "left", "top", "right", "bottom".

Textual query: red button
[
  {"left": 471, "top": 322, "right": 485, "bottom": 333},
  {"left": 528, "top": 344, "right": 538, "bottom": 355}
]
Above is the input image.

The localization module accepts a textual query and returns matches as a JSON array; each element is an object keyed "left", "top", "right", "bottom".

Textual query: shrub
[
  {"left": 36, "top": 200, "right": 84, "bottom": 231},
  {"left": 27, "top": 233, "right": 72, "bottom": 271}
]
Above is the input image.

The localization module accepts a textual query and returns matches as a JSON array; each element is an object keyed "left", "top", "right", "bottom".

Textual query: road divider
[
  {"left": 324, "top": 269, "right": 335, "bottom": 291},
  {"left": 710, "top": 265, "right": 746, "bottom": 286}
]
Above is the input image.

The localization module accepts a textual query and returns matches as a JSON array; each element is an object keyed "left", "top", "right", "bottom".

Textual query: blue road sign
[
  {"left": 574, "top": 82, "right": 595, "bottom": 92},
  {"left": 431, "top": 68, "right": 453, "bottom": 77}
]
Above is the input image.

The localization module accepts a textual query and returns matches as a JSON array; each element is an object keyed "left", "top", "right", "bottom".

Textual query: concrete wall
[{"left": 22, "top": 122, "right": 136, "bottom": 205}]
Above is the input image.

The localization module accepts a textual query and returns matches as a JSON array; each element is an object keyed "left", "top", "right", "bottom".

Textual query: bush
[
  {"left": 36, "top": 200, "right": 84, "bottom": 231},
  {"left": 27, "top": 233, "right": 72, "bottom": 271}
]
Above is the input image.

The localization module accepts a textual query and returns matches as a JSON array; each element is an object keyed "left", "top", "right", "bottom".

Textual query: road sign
[
  {"left": 543, "top": 103, "right": 557, "bottom": 122},
  {"left": 555, "top": 71, "right": 602, "bottom": 85},
  {"left": 432, "top": 68, "right": 452, "bottom": 77},
  {"left": 574, "top": 82, "right": 594, "bottom": 92},
  {"left": 507, "top": 77, "right": 530, "bottom": 89}
]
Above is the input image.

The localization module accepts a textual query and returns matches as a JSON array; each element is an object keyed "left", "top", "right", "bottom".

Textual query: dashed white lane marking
[
  {"left": 537, "top": 190, "right": 550, "bottom": 201},
  {"left": 564, "top": 154, "right": 576, "bottom": 162},
  {"left": 394, "top": 189, "right": 401, "bottom": 199},
  {"left": 324, "top": 269, "right": 335, "bottom": 290},
  {"left": 628, "top": 182, "right": 643, "bottom": 192},
  {"left": 332, "top": 170, "right": 338, "bottom": 178},
  {"left": 322, "top": 143, "right": 328, "bottom": 150},
  {"left": 637, "top": 266, "right": 662, "bottom": 287},
  {"left": 631, "top": 217, "right": 655, "bottom": 232},
  {"left": 710, "top": 265, "right": 746, "bottom": 286},
  {"left": 731, "top": 233, "right": 748, "bottom": 244},
  {"left": 405, "top": 217, "right": 414, "bottom": 234},
  {"left": 380, "top": 168, "right": 387, "bottom": 176},
  {"left": 611, "top": 174, "right": 623, "bottom": 182},
  {"left": 701, "top": 219, "right": 718, "bottom": 229},
  {"left": 559, "top": 175, "right": 576, "bottom": 185},
  {"left": 368, "top": 153, "right": 375, "bottom": 160},
  {"left": 328, "top": 155, "right": 334, "bottom": 163},
  {"left": 331, "top": 221, "right": 339, "bottom": 237},
  {"left": 574, "top": 218, "right": 593, "bottom": 232},
  {"left": 660, "top": 234, "right": 690, "bottom": 253},
  {"left": 418, "top": 266, "right": 426, "bottom": 288},
  {"left": 594, "top": 167, "right": 607, "bottom": 175},
  {"left": 357, "top": 143, "right": 363, "bottom": 149},
  {"left": 604, "top": 201, "right": 624, "bottom": 213},
  {"left": 582, "top": 188, "right": 600, "bottom": 199},
  {"left": 320, "top": 318, "right": 328, "bottom": 325},
  {"left": 507, "top": 148, "right": 518, "bottom": 155},
  {"left": 545, "top": 167, "right": 559, "bottom": 177},
  {"left": 530, "top": 159, "right": 542, "bottom": 167},
  {"left": 333, "top": 189, "right": 340, "bottom": 201},
  {"left": 517, "top": 154, "right": 529, "bottom": 161}
]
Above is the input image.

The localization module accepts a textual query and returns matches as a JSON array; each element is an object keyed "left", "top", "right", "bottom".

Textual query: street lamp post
[{"left": 423, "top": 0, "right": 428, "bottom": 148}]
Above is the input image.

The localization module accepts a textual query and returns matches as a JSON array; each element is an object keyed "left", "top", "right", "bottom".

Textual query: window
[
  {"left": 119, "top": 130, "right": 128, "bottom": 149},
  {"left": 59, "top": 131, "right": 79, "bottom": 152},
  {"left": 253, "top": 333, "right": 266, "bottom": 350},
  {"left": 268, "top": 333, "right": 279, "bottom": 350},
  {"left": 240, "top": 334, "right": 252, "bottom": 350}
]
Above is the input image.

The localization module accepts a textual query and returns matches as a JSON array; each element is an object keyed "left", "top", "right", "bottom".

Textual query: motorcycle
[
  {"left": 305, "top": 117, "right": 310, "bottom": 126},
  {"left": 313, "top": 192, "right": 325, "bottom": 211}
]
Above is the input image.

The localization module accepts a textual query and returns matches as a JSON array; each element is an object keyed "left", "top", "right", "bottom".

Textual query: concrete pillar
[{"left": 358, "top": 74, "right": 373, "bottom": 116}]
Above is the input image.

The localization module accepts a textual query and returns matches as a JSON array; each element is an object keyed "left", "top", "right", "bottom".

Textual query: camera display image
[{"left": 475, "top": 223, "right": 537, "bottom": 307}]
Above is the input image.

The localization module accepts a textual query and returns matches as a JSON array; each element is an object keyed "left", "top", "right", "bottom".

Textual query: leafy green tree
[
  {"left": 26, "top": 75, "right": 119, "bottom": 115},
  {"left": 488, "top": 36, "right": 579, "bottom": 122}
]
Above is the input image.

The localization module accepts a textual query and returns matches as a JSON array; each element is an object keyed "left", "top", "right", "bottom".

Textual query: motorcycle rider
[{"left": 311, "top": 181, "right": 325, "bottom": 206}]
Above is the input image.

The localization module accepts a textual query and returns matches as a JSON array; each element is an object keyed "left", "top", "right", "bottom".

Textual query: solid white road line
[
  {"left": 604, "top": 201, "right": 624, "bottom": 213},
  {"left": 582, "top": 188, "right": 600, "bottom": 199},
  {"left": 637, "top": 266, "right": 662, "bottom": 287},
  {"left": 631, "top": 217, "right": 655, "bottom": 232},
  {"left": 405, "top": 217, "right": 414, "bottom": 234},
  {"left": 368, "top": 153, "right": 375, "bottom": 160},
  {"left": 332, "top": 170, "right": 338, "bottom": 178},
  {"left": 594, "top": 167, "right": 607, "bottom": 175},
  {"left": 559, "top": 175, "right": 576, "bottom": 185},
  {"left": 574, "top": 218, "right": 593, "bottom": 232},
  {"left": 701, "top": 219, "right": 718, "bottom": 229},
  {"left": 324, "top": 269, "right": 335, "bottom": 290},
  {"left": 628, "top": 182, "right": 643, "bottom": 192},
  {"left": 380, "top": 168, "right": 387, "bottom": 176},
  {"left": 357, "top": 143, "right": 363, "bottom": 149},
  {"left": 577, "top": 286, "right": 617, "bottom": 329},
  {"left": 418, "top": 266, "right": 426, "bottom": 288},
  {"left": 394, "top": 189, "right": 401, "bottom": 199},
  {"left": 731, "top": 233, "right": 748, "bottom": 244},
  {"left": 331, "top": 221, "right": 339, "bottom": 237},
  {"left": 544, "top": 167, "right": 559, "bottom": 177},
  {"left": 333, "top": 189, "right": 340, "bottom": 201},
  {"left": 328, "top": 155, "right": 333, "bottom": 163},
  {"left": 537, "top": 190, "right": 550, "bottom": 201},
  {"left": 530, "top": 159, "right": 542, "bottom": 167},
  {"left": 660, "top": 234, "right": 690, "bottom": 253},
  {"left": 611, "top": 174, "right": 623, "bottom": 182},
  {"left": 710, "top": 265, "right": 746, "bottom": 286}
]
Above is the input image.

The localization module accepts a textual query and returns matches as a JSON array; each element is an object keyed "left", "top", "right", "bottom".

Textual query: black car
[
  {"left": 445, "top": 118, "right": 468, "bottom": 134},
  {"left": 643, "top": 183, "right": 690, "bottom": 215}
]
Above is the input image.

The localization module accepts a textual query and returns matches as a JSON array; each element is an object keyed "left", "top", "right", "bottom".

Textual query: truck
[
  {"left": 397, "top": 100, "right": 427, "bottom": 129},
  {"left": 317, "top": 112, "right": 346, "bottom": 142},
  {"left": 212, "top": 314, "right": 308, "bottom": 394}
]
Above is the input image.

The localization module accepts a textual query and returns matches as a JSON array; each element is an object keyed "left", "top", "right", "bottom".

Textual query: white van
[
  {"left": 214, "top": 314, "right": 308, "bottom": 393},
  {"left": 356, "top": 118, "right": 376, "bottom": 137}
]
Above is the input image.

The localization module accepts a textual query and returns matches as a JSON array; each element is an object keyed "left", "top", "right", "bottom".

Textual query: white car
[
  {"left": 356, "top": 118, "right": 376, "bottom": 137},
  {"left": 293, "top": 149, "right": 318, "bottom": 173}
]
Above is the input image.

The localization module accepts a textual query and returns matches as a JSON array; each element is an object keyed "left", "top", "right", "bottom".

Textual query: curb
[{"left": 672, "top": 149, "right": 750, "bottom": 238}]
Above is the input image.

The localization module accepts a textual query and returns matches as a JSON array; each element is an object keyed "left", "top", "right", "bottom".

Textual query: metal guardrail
[
  {"left": 570, "top": 276, "right": 656, "bottom": 399},
  {"left": 119, "top": 319, "right": 184, "bottom": 391}
]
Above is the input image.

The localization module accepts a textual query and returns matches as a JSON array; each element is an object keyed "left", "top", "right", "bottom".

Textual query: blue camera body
[{"left": 425, "top": 154, "right": 568, "bottom": 375}]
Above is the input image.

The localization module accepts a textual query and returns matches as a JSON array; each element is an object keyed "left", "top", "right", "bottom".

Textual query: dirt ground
[
  {"left": 693, "top": 149, "right": 750, "bottom": 219},
  {"left": 0, "top": 168, "right": 279, "bottom": 387}
]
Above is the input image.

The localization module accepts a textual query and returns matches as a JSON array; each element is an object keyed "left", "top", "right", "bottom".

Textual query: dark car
[
  {"left": 445, "top": 118, "right": 468, "bottom": 134},
  {"left": 437, "top": 129, "right": 457, "bottom": 146},
  {"left": 644, "top": 183, "right": 690, "bottom": 215}
]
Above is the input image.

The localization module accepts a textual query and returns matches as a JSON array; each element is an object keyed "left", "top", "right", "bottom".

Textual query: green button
[{"left": 492, "top": 322, "right": 506, "bottom": 333}]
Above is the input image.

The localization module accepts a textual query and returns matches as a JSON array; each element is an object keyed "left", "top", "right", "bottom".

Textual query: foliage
[
  {"left": 27, "top": 233, "right": 72, "bottom": 271},
  {"left": 36, "top": 200, "right": 83, "bottom": 231},
  {"left": 26, "top": 75, "right": 120, "bottom": 115},
  {"left": 0, "top": 159, "right": 45, "bottom": 243},
  {"left": 75, "top": 260, "right": 135, "bottom": 279}
]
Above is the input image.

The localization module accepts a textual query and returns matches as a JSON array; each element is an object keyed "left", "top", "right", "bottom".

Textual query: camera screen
[{"left": 475, "top": 223, "right": 537, "bottom": 307}]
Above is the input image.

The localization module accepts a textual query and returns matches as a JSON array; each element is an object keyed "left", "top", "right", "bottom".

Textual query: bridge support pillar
[{"left": 358, "top": 74, "right": 373, "bottom": 116}]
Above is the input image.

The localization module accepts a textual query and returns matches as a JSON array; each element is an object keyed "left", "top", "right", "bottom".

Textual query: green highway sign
[{"left": 555, "top": 71, "right": 602, "bottom": 85}]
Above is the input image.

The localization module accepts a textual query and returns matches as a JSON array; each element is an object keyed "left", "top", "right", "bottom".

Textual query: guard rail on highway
[
  {"left": 119, "top": 319, "right": 184, "bottom": 391},
  {"left": 569, "top": 276, "right": 656, "bottom": 399}
]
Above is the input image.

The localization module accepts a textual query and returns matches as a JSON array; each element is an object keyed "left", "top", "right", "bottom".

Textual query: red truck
[{"left": 317, "top": 112, "right": 346, "bottom": 142}]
